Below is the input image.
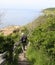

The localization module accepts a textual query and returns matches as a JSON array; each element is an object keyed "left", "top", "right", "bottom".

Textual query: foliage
[
  {"left": 0, "top": 34, "right": 6, "bottom": 53},
  {"left": 26, "top": 15, "right": 55, "bottom": 65},
  {"left": 0, "top": 31, "right": 20, "bottom": 64},
  {"left": 21, "top": 26, "right": 29, "bottom": 35}
]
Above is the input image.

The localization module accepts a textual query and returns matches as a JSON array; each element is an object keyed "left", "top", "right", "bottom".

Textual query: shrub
[{"left": 26, "top": 15, "right": 55, "bottom": 65}]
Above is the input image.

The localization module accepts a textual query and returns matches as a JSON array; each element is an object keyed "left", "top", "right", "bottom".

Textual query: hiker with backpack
[{"left": 20, "top": 33, "right": 28, "bottom": 53}]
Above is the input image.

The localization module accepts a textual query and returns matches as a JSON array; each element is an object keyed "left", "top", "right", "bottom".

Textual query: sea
[{"left": 0, "top": 9, "right": 42, "bottom": 28}]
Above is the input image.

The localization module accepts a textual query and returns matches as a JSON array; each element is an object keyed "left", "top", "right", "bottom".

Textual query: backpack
[{"left": 21, "top": 35, "right": 27, "bottom": 43}]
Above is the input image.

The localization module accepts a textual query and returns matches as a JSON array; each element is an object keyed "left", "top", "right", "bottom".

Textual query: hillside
[
  {"left": 26, "top": 8, "right": 55, "bottom": 31},
  {"left": 43, "top": 8, "right": 55, "bottom": 12},
  {"left": 26, "top": 8, "right": 55, "bottom": 65}
]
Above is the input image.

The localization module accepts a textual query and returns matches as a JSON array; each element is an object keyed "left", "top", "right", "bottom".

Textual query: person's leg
[
  {"left": 21, "top": 43, "right": 25, "bottom": 52},
  {"left": 23, "top": 44, "right": 26, "bottom": 57},
  {"left": 23, "top": 44, "right": 25, "bottom": 51},
  {"left": 21, "top": 45, "right": 24, "bottom": 52},
  {"left": 20, "top": 43, "right": 23, "bottom": 53}
]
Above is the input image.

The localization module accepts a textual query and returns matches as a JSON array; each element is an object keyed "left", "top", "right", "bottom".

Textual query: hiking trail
[{"left": 18, "top": 44, "right": 30, "bottom": 65}]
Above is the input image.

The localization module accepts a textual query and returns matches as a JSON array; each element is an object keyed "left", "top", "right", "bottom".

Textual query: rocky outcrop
[{"left": 0, "top": 25, "right": 20, "bottom": 36}]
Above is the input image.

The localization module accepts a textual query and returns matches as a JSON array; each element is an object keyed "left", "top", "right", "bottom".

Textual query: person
[{"left": 20, "top": 33, "right": 28, "bottom": 53}]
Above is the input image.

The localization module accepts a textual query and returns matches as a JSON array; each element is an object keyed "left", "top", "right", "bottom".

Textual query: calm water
[{"left": 0, "top": 9, "right": 41, "bottom": 28}]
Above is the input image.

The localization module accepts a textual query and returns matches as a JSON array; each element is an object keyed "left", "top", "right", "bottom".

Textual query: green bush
[
  {"left": 26, "top": 15, "right": 55, "bottom": 65},
  {"left": 0, "top": 32, "right": 20, "bottom": 65},
  {"left": 0, "top": 34, "right": 6, "bottom": 53}
]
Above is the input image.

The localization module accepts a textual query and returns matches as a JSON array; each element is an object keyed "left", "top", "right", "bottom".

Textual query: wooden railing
[{"left": 0, "top": 52, "right": 7, "bottom": 65}]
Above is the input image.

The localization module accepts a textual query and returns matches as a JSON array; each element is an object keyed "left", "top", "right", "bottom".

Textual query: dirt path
[
  {"left": 18, "top": 51, "right": 29, "bottom": 65},
  {"left": 18, "top": 42, "right": 31, "bottom": 65}
]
